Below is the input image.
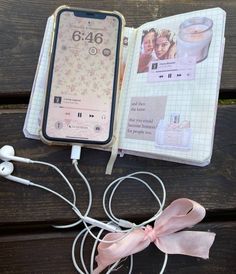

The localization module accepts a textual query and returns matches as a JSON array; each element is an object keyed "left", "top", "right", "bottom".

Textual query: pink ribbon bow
[{"left": 93, "top": 198, "right": 215, "bottom": 274}]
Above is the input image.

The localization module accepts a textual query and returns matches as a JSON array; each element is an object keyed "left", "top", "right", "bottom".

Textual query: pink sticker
[{"left": 148, "top": 58, "right": 196, "bottom": 82}]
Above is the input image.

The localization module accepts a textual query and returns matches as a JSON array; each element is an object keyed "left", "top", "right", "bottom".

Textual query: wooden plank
[
  {"left": 0, "top": 0, "right": 235, "bottom": 97},
  {"left": 0, "top": 105, "right": 235, "bottom": 226},
  {"left": 0, "top": 222, "right": 235, "bottom": 273}
]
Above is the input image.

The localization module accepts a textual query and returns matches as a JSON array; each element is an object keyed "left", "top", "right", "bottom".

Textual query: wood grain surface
[
  {"left": 0, "top": 105, "right": 235, "bottom": 227},
  {"left": 0, "top": 1, "right": 236, "bottom": 273},
  {"left": 0, "top": 222, "right": 235, "bottom": 274},
  {"left": 0, "top": 0, "right": 236, "bottom": 98}
]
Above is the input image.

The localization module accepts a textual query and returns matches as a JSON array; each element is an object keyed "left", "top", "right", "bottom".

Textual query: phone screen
[{"left": 43, "top": 9, "right": 122, "bottom": 144}]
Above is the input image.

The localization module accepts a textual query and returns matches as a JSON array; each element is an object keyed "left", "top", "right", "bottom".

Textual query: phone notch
[{"left": 73, "top": 11, "right": 106, "bottom": 20}]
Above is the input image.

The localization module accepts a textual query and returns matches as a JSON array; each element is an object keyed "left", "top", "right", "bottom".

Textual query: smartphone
[{"left": 41, "top": 6, "right": 124, "bottom": 145}]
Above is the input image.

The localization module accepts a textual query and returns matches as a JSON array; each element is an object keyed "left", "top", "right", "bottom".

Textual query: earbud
[
  {"left": 0, "top": 145, "right": 33, "bottom": 163},
  {"left": 0, "top": 162, "right": 32, "bottom": 185},
  {"left": 0, "top": 161, "right": 14, "bottom": 176}
]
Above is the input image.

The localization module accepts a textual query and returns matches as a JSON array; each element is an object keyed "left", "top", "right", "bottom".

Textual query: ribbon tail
[
  {"left": 93, "top": 229, "right": 150, "bottom": 273},
  {"left": 155, "top": 231, "right": 216, "bottom": 259},
  {"left": 93, "top": 264, "right": 107, "bottom": 274}
]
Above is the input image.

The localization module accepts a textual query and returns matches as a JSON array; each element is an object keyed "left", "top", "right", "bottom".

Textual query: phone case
[{"left": 40, "top": 5, "right": 126, "bottom": 149}]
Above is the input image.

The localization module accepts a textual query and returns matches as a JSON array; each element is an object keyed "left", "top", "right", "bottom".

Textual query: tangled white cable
[
  {"left": 71, "top": 170, "right": 168, "bottom": 273},
  {"left": 0, "top": 145, "right": 168, "bottom": 273},
  {"left": 103, "top": 171, "right": 166, "bottom": 228}
]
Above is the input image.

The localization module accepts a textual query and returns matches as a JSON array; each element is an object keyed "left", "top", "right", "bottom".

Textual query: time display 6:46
[{"left": 72, "top": 31, "right": 103, "bottom": 44}]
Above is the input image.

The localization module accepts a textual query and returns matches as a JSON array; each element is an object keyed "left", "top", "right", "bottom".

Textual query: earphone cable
[
  {"left": 31, "top": 160, "right": 85, "bottom": 229},
  {"left": 32, "top": 160, "right": 76, "bottom": 204},
  {"left": 103, "top": 171, "right": 166, "bottom": 228}
]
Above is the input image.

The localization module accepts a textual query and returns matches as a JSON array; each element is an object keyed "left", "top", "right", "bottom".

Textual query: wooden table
[{"left": 0, "top": 1, "right": 235, "bottom": 273}]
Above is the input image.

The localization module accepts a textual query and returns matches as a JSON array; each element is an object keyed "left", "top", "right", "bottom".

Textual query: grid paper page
[
  {"left": 119, "top": 8, "right": 226, "bottom": 165},
  {"left": 23, "top": 16, "right": 54, "bottom": 139}
]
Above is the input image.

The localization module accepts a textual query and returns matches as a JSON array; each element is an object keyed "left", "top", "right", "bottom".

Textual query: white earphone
[
  {"left": 0, "top": 161, "right": 32, "bottom": 185},
  {"left": 0, "top": 145, "right": 120, "bottom": 233},
  {"left": 0, "top": 144, "right": 167, "bottom": 273},
  {"left": 0, "top": 145, "right": 33, "bottom": 163}
]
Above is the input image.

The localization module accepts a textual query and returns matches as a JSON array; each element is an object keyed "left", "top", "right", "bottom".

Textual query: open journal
[{"left": 24, "top": 7, "right": 226, "bottom": 172}]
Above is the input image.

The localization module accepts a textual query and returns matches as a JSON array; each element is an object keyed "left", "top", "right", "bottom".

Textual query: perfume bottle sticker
[
  {"left": 126, "top": 96, "right": 167, "bottom": 141},
  {"left": 155, "top": 113, "right": 192, "bottom": 150}
]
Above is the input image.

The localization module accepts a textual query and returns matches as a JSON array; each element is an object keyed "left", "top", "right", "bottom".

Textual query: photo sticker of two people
[
  {"left": 137, "top": 17, "right": 214, "bottom": 73},
  {"left": 138, "top": 28, "right": 176, "bottom": 73}
]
